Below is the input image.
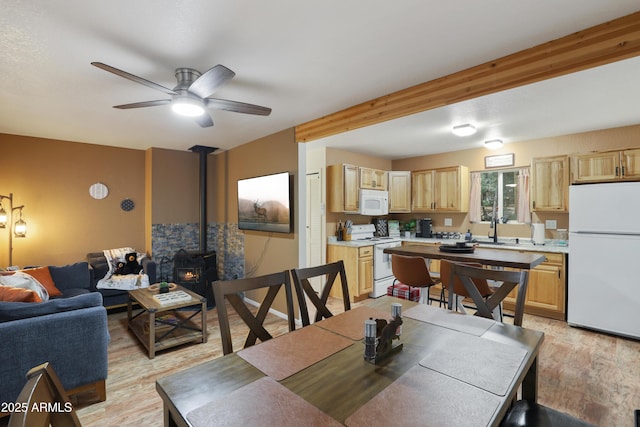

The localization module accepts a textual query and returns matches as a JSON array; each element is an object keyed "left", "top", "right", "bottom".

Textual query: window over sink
[{"left": 470, "top": 167, "right": 530, "bottom": 223}]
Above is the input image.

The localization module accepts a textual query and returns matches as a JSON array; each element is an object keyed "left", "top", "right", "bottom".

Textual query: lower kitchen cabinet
[
  {"left": 400, "top": 242, "right": 567, "bottom": 320},
  {"left": 502, "top": 251, "right": 566, "bottom": 320},
  {"left": 327, "top": 244, "right": 373, "bottom": 303}
]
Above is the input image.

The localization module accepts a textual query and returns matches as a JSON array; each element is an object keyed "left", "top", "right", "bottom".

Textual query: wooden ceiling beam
[{"left": 295, "top": 11, "right": 640, "bottom": 142}]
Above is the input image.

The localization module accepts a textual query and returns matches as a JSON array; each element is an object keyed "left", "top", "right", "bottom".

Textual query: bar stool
[{"left": 391, "top": 255, "right": 442, "bottom": 305}]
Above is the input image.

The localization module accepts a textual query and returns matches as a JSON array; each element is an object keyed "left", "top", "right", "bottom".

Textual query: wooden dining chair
[
  {"left": 291, "top": 260, "right": 350, "bottom": 327},
  {"left": 212, "top": 270, "right": 296, "bottom": 355},
  {"left": 445, "top": 261, "right": 529, "bottom": 326},
  {"left": 439, "top": 260, "right": 501, "bottom": 319},
  {"left": 9, "top": 362, "right": 82, "bottom": 427},
  {"left": 500, "top": 399, "right": 597, "bottom": 427},
  {"left": 391, "top": 255, "right": 442, "bottom": 305}
]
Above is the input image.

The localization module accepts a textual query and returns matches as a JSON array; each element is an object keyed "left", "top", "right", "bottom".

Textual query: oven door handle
[{"left": 376, "top": 244, "right": 394, "bottom": 263}]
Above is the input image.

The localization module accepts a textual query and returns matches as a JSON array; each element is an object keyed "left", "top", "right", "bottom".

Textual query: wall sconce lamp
[{"left": 0, "top": 193, "right": 27, "bottom": 266}]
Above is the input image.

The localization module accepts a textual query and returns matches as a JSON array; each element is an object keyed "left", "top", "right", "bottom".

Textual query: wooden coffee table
[{"left": 127, "top": 284, "right": 207, "bottom": 359}]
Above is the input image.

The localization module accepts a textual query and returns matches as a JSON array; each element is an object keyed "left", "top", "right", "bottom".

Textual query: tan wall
[
  {"left": 390, "top": 124, "right": 640, "bottom": 239},
  {"left": 0, "top": 133, "right": 146, "bottom": 267},
  {"left": 216, "top": 128, "right": 299, "bottom": 315},
  {"left": 219, "top": 128, "right": 298, "bottom": 275},
  {"left": 148, "top": 148, "right": 200, "bottom": 225}
]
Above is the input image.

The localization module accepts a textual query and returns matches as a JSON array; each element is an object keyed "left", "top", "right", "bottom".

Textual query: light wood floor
[{"left": 8, "top": 298, "right": 639, "bottom": 427}]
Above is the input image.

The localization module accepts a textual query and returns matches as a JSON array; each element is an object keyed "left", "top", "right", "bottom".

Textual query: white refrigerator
[{"left": 568, "top": 182, "right": 640, "bottom": 339}]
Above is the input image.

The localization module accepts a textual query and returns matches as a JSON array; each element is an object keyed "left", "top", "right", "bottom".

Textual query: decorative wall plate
[
  {"left": 120, "top": 199, "right": 135, "bottom": 211},
  {"left": 89, "top": 182, "right": 109, "bottom": 199}
]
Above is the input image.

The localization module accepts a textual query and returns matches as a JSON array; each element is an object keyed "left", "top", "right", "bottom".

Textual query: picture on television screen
[{"left": 237, "top": 171, "right": 292, "bottom": 233}]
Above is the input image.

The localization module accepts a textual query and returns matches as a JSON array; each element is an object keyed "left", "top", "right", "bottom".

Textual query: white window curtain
[
  {"left": 517, "top": 168, "right": 531, "bottom": 224},
  {"left": 469, "top": 172, "right": 482, "bottom": 223}
]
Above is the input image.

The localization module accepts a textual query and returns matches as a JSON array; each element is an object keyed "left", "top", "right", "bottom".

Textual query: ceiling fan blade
[
  {"left": 205, "top": 98, "right": 272, "bottom": 116},
  {"left": 188, "top": 65, "right": 235, "bottom": 99},
  {"left": 195, "top": 112, "right": 214, "bottom": 128},
  {"left": 91, "top": 62, "right": 177, "bottom": 96},
  {"left": 113, "top": 99, "right": 171, "bottom": 109}
]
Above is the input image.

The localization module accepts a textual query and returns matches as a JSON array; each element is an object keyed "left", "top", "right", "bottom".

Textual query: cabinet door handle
[
  {"left": 616, "top": 166, "right": 619, "bottom": 176},
  {"left": 532, "top": 200, "right": 536, "bottom": 209},
  {"left": 622, "top": 166, "right": 625, "bottom": 176}
]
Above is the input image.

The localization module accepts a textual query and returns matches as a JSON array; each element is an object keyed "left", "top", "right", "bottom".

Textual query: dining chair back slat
[
  {"left": 292, "top": 260, "right": 350, "bottom": 326},
  {"left": 9, "top": 362, "right": 81, "bottom": 427},
  {"left": 445, "top": 261, "right": 529, "bottom": 326},
  {"left": 213, "top": 271, "right": 295, "bottom": 355}
]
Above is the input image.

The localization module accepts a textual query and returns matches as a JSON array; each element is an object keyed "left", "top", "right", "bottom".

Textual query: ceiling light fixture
[
  {"left": 484, "top": 139, "right": 504, "bottom": 149},
  {"left": 171, "top": 95, "right": 205, "bottom": 117},
  {"left": 452, "top": 124, "right": 476, "bottom": 137}
]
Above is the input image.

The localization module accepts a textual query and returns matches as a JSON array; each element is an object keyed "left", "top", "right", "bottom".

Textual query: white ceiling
[
  {"left": 313, "top": 56, "right": 640, "bottom": 159},
  {"left": 1, "top": 1, "right": 639, "bottom": 157}
]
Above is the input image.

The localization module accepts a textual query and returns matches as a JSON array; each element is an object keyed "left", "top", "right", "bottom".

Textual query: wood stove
[
  {"left": 170, "top": 145, "right": 220, "bottom": 309},
  {"left": 173, "top": 249, "right": 218, "bottom": 308}
]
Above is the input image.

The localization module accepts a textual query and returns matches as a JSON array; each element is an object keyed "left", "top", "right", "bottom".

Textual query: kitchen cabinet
[
  {"left": 327, "top": 244, "right": 373, "bottom": 302},
  {"left": 502, "top": 251, "right": 566, "bottom": 320},
  {"left": 388, "top": 171, "right": 411, "bottom": 213},
  {"left": 359, "top": 167, "right": 388, "bottom": 190},
  {"left": 571, "top": 148, "right": 640, "bottom": 183},
  {"left": 530, "top": 155, "right": 569, "bottom": 211},
  {"left": 412, "top": 166, "right": 469, "bottom": 212},
  {"left": 327, "top": 164, "right": 359, "bottom": 213}
]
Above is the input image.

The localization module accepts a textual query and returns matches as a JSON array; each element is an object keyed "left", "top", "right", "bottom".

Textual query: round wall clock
[
  {"left": 89, "top": 182, "right": 109, "bottom": 200},
  {"left": 120, "top": 199, "right": 135, "bottom": 211}
]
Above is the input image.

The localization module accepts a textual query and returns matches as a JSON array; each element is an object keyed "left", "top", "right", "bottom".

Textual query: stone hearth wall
[{"left": 151, "top": 222, "right": 244, "bottom": 282}]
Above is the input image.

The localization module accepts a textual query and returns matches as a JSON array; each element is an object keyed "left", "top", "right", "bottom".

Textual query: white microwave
[{"left": 359, "top": 189, "right": 389, "bottom": 216}]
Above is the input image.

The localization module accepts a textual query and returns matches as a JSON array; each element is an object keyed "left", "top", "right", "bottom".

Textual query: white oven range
[
  {"left": 348, "top": 224, "right": 402, "bottom": 298},
  {"left": 371, "top": 239, "right": 402, "bottom": 297}
]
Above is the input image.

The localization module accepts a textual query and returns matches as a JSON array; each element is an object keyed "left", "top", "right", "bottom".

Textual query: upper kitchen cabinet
[
  {"left": 531, "top": 155, "right": 569, "bottom": 211},
  {"left": 359, "top": 167, "right": 388, "bottom": 190},
  {"left": 388, "top": 171, "right": 411, "bottom": 213},
  {"left": 571, "top": 148, "right": 640, "bottom": 183},
  {"left": 412, "top": 166, "right": 469, "bottom": 212},
  {"left": 327, "top": 164, "right": 359, "bottom": 213}
]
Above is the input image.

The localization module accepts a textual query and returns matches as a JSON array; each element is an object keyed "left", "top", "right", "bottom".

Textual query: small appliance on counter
[
  {"left": 417, "top": 218, "right": 433, "bottom": 238},
  {"left": 372, "top": 218, "right": 388, "bottom": 237},
  {"left": 531, "top": 223, "right": 546, "bottom": 245},
  {"left": 387, "top": 220, "right": 400, "bottom": 237}
]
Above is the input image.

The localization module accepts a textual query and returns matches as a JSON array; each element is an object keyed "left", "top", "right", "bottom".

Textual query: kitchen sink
[{"left": 477, "top": 241, "right": 506, "bottom": 245}]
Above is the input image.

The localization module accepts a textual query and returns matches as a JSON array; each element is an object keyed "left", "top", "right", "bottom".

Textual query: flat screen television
[{"left": 237, "top": 171, "right": 293, "bottom": 233}]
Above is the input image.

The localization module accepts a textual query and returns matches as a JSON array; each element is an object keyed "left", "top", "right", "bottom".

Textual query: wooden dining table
[{"left": 156, "top": 296, "right": 544, "bottom": 427}]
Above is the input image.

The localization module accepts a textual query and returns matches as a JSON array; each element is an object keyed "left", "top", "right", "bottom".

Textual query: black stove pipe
[{"left": 189, "top": 145, "right": 218, "bottom": 254}]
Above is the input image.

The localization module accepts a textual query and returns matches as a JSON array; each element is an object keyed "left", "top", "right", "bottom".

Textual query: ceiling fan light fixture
[
  {"left": 484, "top": 139, "right": 504, "bottom": 149},
  {"left": 452, "top": 124, "right": 476, "bottom": 137},
  {"left": 171, "top": 96, "right": 205, "bottom": 117}
]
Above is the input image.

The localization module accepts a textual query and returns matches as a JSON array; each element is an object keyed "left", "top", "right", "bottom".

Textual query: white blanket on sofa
[
  {"left": 97, "top": 273, "right": 150, "bottom": 290},
  {"left": 0, "top": 271, "right": 50, "bottom": 301},
  {"left": 96, "top": 247, "right": 150, "bottom": 290}
]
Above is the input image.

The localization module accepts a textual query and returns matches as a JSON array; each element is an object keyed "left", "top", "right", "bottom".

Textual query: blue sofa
[{"left": 0, "top": 262, "right": 109, "bottom": 408}]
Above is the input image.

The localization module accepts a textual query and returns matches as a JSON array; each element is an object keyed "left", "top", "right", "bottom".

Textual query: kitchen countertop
[{"left": 328, "top": 236, "right": 569, "bottom": 254}]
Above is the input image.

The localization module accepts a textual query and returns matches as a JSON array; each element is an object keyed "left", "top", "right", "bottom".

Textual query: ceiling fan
[{"left": 91, "top": 62, "right": 272, "bottom": 127}]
